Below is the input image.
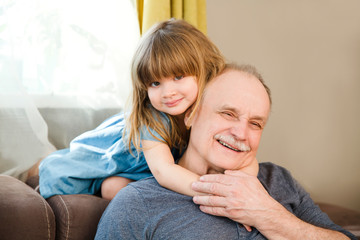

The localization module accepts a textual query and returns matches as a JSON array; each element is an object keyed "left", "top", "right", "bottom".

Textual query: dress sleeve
[
  {"left": 140, "top": 125, "right": 164, "bottom": 141},
  {"left": 139, "top": 112, "right": 170, "bottom": 142}
]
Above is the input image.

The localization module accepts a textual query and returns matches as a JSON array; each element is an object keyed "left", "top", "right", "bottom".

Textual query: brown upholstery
[
  {"left": 0, "top": 175, "right": 55, "bottom": 240},
  {"left": 318, "top": 202, "right": 360, "bottom": 239},
  {"left": 47, "top": 194, "right": 109, "bottom": 240},
  {"left": 1, "top": 174, "right": 359, "bottom": 239}
]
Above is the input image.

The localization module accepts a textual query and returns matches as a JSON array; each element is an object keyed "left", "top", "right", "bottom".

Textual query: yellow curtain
[{"left": 135, "top": 0, "right": 207, "bottom": 35}]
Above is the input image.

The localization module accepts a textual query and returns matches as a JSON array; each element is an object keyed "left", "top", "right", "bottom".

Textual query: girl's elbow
[{"left": 153, "top": 171, "right": 167, "bottom": 185}]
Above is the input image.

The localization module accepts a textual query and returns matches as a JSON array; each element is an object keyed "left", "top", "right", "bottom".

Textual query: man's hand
[
  {"left": 191, "top": 170, "right": 282, "bottom": 230},
  {"left": 191, "top": 170, "right": 350, "bottom": 240}
]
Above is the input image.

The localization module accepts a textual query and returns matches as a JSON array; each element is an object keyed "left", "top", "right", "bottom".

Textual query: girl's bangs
[{"left": 140, "top": 38, "right": 200, "bottom": 86}]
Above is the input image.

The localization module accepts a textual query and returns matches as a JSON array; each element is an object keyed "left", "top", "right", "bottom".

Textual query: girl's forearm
[
  {"left": 153, "top": 163, "right": 203, "bottom": 196},
  {"left": 142, "top": 140, "right": 203, "bottom": 196}
]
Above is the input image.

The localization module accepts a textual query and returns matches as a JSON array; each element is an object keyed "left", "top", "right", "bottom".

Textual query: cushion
[
  {"left": 0, "top": 175, "right": 55, "bottom": 240},
  {"left": 47, "top": 194, "right": 110, "bottom": 240}
]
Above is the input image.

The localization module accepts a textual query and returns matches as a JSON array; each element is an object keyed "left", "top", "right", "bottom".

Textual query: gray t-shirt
[{"left": 95, "top": 162, "right": 356, "bottom": 240}]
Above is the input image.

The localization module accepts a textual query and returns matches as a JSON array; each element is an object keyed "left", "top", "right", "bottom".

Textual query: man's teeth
[
  {"left": 218, "top": 140, "right": 241, "bottom": 152},
  {"left": 215, "top": 134, "right": 251, "bottom": 152}
]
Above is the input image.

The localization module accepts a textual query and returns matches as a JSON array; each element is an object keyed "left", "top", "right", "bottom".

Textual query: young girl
[{"left": 38, "top": 19, "right": 225, "bottom": 200}]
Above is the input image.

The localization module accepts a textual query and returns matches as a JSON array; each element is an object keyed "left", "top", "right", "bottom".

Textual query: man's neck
[{"left": 177, "top": 150, "right": 208, "bottom": 175}]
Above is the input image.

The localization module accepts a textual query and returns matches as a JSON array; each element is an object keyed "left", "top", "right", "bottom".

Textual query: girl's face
[{"left": 147, "top": 75, "right": 198, "bottom": 116}]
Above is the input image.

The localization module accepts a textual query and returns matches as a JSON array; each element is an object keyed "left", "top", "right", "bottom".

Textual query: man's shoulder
[
  {"left": 124, "top": 177, "right": 189, "bottom": 201},
  {"left": 122, "top": 177, "right": 161, "bottom": 196},
  {"left": 258, "top": 162, "right": 292, "bottom": 177},
  {"left": 106, "top": 178, "right": 267, "bottom": 239},
  {"left": 108, "top": 177, "right": 181, "bottom": 220},
  {"left": 127, "top": 177, "right": 165, "bottom": 192},
  {"left": 258, "top": 162, "right": 299, "bottom": 198}
]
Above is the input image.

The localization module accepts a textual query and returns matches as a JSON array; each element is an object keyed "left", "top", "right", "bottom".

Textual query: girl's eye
[
  {"left": 174, "top": 75, "right": 184, "bottom": 81},
  {"left": 150, "top": 81, "right": 160, "bottom": 87}
]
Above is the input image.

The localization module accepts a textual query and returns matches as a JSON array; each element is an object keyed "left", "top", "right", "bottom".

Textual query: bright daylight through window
[
  {"left": 0, "top": 0, "right": 139, "bottom": 108},
  {"left": 0, "top": 0, "right": 139, "bottom": 180}
]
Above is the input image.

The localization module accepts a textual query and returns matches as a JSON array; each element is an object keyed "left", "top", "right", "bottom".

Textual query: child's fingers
[{"left": 243, "top": 224, "right": 252, "bottom": 232}]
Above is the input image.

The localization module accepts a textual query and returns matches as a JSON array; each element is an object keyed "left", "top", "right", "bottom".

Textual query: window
[
  {"left": 0, "top": 0, "right": 140, "bottom": 179},
  {"left": 0, "top": 0, "right": 140, "bottom": 108}
]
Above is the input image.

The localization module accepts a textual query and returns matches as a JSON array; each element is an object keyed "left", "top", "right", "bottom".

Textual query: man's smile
[
  {"left": 217, "top": 140, "right": 241, "bottom": 152},
  {"left": 214, "top": 134, "right": 250, "bottom": 152}
]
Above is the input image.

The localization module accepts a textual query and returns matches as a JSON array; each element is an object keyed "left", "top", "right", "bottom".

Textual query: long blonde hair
[{"left": 127, "top": 19, "right": 225, "bottom": 152}]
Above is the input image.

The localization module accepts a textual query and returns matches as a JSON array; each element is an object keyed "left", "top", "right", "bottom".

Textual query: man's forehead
[
  {"left": 205, "top": 69, "right": 257, "bottom": 97},
  {"left": 204, "top": 69, "right": 270, "bottom": 118}
]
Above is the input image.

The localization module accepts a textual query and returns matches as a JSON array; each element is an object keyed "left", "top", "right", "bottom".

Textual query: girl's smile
[
  {"left": 164, "top": 97, "right": 184, "bottom": 107},
  {"left": 148, "top": 75, "right": 198, "bottom": 116}
]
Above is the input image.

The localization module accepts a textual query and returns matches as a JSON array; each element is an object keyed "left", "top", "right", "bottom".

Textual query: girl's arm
[{"left": 142, "top": 139, "right": 201, "bottom": 196}]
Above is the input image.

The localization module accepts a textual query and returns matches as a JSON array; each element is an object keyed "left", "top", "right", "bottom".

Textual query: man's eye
[
  {"left": 150, "top": 82, "right": 160, "bottom": 87},
  {"left": 221, "top": 111, "right": 235, "bottom": 118},
  {"left": 174, "top": 75, "right": 184, "bottom": 81},
  {"left": 250, "top": 122, "right": 263, "bottom": 130}
]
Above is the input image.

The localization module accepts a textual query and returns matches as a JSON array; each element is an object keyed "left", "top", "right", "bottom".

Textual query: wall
[{"left": 207, "top": 0, "right": 360, "bottom": 211}]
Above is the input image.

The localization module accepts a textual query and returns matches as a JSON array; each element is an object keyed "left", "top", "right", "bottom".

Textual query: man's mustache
[{"left": 214, "top": 134, "right": 250, "bottom": 152}]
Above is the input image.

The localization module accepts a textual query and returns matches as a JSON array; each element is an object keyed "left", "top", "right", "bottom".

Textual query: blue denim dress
[{"left": 39, "top": 112, "right": 175, "bottom": 199}]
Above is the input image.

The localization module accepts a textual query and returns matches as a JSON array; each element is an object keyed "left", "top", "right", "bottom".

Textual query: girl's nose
[{"left": 161, "top": 82, "right": 176, "bottom": 98}]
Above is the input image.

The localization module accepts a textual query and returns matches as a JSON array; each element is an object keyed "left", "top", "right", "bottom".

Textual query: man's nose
[{"left": 230, "top": 120, "right": 248, "bottom": 140}]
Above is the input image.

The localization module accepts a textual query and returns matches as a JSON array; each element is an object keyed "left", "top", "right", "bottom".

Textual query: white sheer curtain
[{"left": 0, "top": 0, "right": 140, "bottom": 180}]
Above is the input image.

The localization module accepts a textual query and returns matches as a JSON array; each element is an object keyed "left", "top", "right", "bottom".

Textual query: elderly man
[{"left": 95, "top": 64, "right": 355, "bottom": 239}]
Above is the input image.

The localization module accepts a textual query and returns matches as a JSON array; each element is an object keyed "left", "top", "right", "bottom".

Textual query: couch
[
  {"left": 1, "top": 174, "right": 360, "bottom": 240},
  {"left": 0, "top": 175, "right": 110, "bottom": 240}
]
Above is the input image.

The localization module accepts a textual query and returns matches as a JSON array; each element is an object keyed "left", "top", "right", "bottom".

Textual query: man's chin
[{"left": 207, "top": 154, "right": 258, "bottom": 175}]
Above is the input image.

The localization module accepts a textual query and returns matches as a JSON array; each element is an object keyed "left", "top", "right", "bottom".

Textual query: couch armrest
[
  {"left": 0, "top": 175, "right": 55, "bottom": 240},
  {"left": 47, "top": 194, "right": 110, "bottom": 240},
  {"left": 318, "top": 202, "right": 360, "bottom": 239}
]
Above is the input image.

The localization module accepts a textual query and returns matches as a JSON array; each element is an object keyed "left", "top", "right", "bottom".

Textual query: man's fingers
[
  {"left": 192, "top": 181, "right": 230, "bottom": 196},
  {"left": 244, "top": 224, "right": 252, "bottom": 232},
  {"left": 198, "top": 205, "right": 228, "bottom": 217},
  {"left": 199, "top": 174, "right": 235, "bottom": 184},
  {"left": 193, "top": 195, "right": 227, "bottom": 207}
]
